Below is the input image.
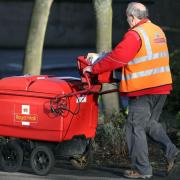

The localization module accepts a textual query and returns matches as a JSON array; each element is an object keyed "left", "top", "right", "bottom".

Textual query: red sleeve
[{"left": 92, "top": 30, "right": 141, "bottom": 74}]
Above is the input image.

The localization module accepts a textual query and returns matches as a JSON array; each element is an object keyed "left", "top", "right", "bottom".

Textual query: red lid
[{"left": 0, "top": 75, "right": 74, "bottom": 94}]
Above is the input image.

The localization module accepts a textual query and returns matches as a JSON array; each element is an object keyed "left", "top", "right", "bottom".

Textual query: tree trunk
[
  {"left": 23, "top": 0, "right": 53, "bottom": 75},
  {"left": 93, "top": 0, "right": 119, "bottom": 121}
]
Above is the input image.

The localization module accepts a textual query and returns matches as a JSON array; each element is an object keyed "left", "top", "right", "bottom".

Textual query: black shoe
[{"left": 167, "top": 151, "right": 180, "bottom": 174}]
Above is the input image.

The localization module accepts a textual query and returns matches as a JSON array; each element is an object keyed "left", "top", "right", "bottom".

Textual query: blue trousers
[{"left": 126, "top": 94, "right": 179, "bottom": 175}]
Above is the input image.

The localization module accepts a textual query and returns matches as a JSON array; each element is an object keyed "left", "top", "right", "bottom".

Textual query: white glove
[
  {"left": 86, "top": 53, "right": 99, "bottom": 64},
  {"left": 87, "top": 52, "right": 109, "bottom": 64},
  {"left": 83, "top": 66, "right": 92, "bottom": 74}
]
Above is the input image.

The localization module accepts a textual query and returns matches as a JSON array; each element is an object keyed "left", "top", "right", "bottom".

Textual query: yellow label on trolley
[{"left": 15, "top": 114, "right": 38, "bottom": 122}]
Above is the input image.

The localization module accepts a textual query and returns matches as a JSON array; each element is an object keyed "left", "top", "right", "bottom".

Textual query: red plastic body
[{"left": 0, "top": 75, "right": 100, "bottom": 142}]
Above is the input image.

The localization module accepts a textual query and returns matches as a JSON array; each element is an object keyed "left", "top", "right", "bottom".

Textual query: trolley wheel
[
  {"left": 0, "top": 140, "right": 23, "bottom": 172},
  {"left": 70, "top": 141, "right": 93, "bottom": 170},
  {"left": 30, "top": 146, "right": 55, "bottom": 176}
]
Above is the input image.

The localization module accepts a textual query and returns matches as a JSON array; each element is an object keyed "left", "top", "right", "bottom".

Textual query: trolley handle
[{"left": 84, "top": 72, "right": 91, "bottom": 89}]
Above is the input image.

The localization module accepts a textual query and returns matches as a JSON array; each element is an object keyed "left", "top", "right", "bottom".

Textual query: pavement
[{"left": 0, "top": 160, "right": 180, "bottom": 180}]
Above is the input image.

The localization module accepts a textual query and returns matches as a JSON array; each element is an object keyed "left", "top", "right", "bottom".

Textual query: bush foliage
[
  {"left": 94, "top": 111, "right": 128, "bottom": 164},
  {"left": 166, "top": 49, "right": 180, "bottom": 127}
]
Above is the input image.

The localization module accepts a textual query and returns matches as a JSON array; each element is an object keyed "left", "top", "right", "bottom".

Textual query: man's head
[{"left": 126, "top": 2, "right": 149, "bottom": 28}]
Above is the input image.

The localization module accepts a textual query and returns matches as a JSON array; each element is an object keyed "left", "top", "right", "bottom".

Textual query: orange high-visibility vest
[{"left": 120, "top": 21, "right": 172, "bottom": 93}]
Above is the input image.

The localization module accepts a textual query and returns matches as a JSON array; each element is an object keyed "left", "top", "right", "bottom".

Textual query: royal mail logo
[
  {"left": 22, "top": 105, "right": 30, "bottom": 115},
  {"left": 15, "top": 114, "right": 38, "bottom": 122}
]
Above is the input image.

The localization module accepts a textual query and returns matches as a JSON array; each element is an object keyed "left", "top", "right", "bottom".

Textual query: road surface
[{"left": 0, "top": 160, "right": 180, "bottom": 180}]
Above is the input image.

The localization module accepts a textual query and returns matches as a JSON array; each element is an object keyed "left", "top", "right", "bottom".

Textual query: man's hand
[{"left": 83, "top": 66, "right": 92, "bottom": 74}]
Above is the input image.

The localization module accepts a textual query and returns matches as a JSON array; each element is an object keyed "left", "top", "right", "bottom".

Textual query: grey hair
[{"left": 126, "top": 2, "right": 149, "bottom": 19}]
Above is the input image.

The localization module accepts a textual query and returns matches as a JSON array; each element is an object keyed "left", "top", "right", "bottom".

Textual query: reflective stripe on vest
[
  {"left": 122, "top": 65, "right": 170, "bottom": 81},
  {"left": 137, "top": 27, "right": 152, "bottom": 55},
  {"left": 129, "top": 51, "right": 169, "bottom": 65}
]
